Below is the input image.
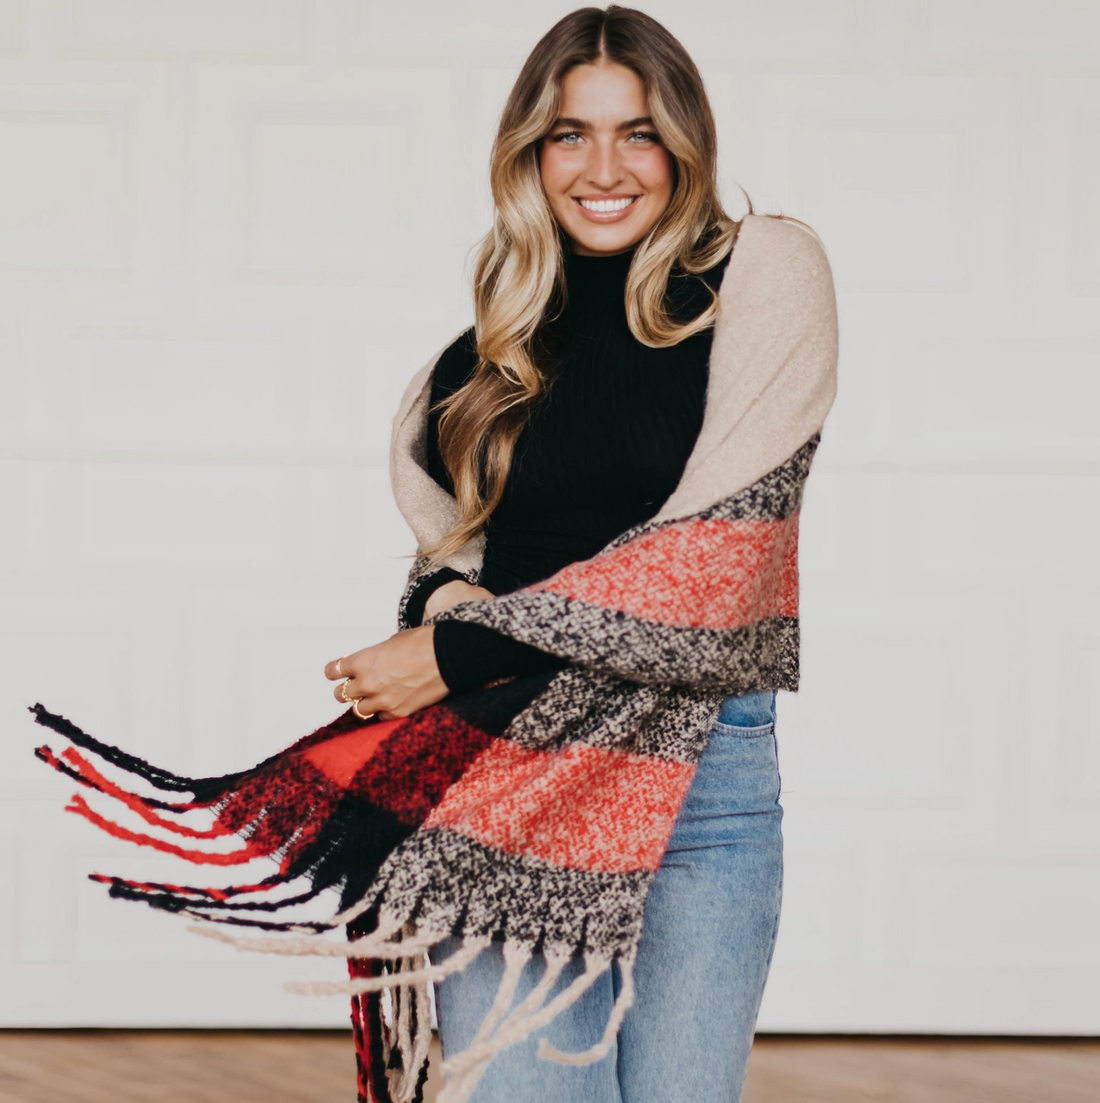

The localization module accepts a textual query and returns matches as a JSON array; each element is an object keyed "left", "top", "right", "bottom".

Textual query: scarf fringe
[
  {"left": 192, "top": 908, "right": 631, "bottom": 1101},
  {"left": 537, "top": 950, "right": 636, "bottom": 1066},
  {"left": 340, "top": 935, "right": 632, "bottom": 1103},
  {"left": 434, "top": 945, "right": 627, "bottom": 1103},
  {"left": 30, "top": 703, "right": 382, "bottom": 930},
  {"left": 291, "top": 937, "right": 489, "bottom": 996},
  {"left": 30, "top": 702, "right": 239, "bottom": 794},
  {"left": 31, "top": 705, "right": 642, "bottom": 1099}
]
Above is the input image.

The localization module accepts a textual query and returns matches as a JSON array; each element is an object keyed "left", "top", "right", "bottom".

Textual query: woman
[
  {"left": 32, "top": 6, "right": 835, "bottom": 1103},
  {"left": 323, "top": 6, "right": 836, "bottom": 1101}
]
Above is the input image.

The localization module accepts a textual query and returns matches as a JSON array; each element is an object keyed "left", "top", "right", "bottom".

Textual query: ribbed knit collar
[
  {"left": 558, "top": 239, "right": 728, "bottom": 334},
  {"left": 563, "top": 242, "right": 637, "bottom": 280},
  {"left": 561, "top": 243, "right": 636, "bottom": 334}
]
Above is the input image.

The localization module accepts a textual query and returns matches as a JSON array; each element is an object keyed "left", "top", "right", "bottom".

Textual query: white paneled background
[{"left": 0, "top": 0, "right": 1097, "bottom": 1032}]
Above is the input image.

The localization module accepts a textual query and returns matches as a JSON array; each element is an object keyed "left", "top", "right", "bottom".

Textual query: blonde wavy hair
[{"left": 426, "top": 5, "right": 788, "bottom": 562}]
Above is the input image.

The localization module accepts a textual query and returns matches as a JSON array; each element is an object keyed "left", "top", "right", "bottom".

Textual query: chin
[{"left": 565, "top": 222, "right": 648, "bottom": 256}]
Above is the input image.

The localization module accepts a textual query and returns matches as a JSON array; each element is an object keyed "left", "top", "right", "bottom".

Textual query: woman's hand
[
  {"left": 423, "top": 579, "right": 494, "bottom": 620},
  {"left": 325, "top": 626, "right": 448, "bottom": 720}
]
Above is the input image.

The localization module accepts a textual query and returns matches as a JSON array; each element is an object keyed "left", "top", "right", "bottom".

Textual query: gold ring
[
  {"left": 338, "top": 680, "right": 354, "bottom": 703},
  {"left": 334, "top": 656, "right": 346, "bottom": 679},
  {"left": 351, "top": 699, "right": 375, "bottom": 721}
]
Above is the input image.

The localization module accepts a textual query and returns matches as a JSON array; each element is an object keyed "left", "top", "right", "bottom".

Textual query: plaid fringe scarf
[{"left": 31, "top": 214, "right": 837, "bottom": 1103}]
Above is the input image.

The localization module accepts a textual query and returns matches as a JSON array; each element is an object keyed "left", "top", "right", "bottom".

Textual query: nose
[{"left": 584, "top": 138, "right": 625, "bottom": 191}]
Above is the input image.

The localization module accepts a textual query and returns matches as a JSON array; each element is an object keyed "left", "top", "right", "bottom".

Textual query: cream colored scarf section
[{"left": 388, "top": 213, "right": 839, "bottom": 577}]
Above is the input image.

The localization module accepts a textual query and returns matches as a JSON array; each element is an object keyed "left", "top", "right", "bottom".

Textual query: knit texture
[
  {"left": 31, "top": 212, "right": 838, "bottom": 1103},
  {"left": 425, "top": 242, "right": 726, "bottom": 596},
  {"left": 419, "top": 240, "right": 730, "bottom": 692}
]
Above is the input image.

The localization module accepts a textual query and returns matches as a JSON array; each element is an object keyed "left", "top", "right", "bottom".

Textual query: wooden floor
[{"left": 1, "top": 1030, "right": 1097, "bottom": 1102}]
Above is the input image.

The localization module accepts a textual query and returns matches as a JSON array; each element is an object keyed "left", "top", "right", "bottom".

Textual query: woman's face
[{"left": 539, "top": 60, "right": 674, "bottom": 257}]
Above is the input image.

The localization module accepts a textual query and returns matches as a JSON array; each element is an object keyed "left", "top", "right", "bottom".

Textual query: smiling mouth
[{"left": 575, "top": 196, "right": 639, "bottom": 212}]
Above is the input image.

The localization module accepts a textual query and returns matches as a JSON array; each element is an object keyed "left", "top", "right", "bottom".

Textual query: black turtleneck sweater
[{"left": 410, "top": 241, "right": 732, "bottom": 693}]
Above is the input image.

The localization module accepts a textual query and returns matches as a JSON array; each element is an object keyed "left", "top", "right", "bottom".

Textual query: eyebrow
[{"left": 549, "top": 116, "right": 655, "bottom": 131}]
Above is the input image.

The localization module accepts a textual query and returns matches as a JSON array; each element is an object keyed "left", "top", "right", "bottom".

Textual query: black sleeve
[
  {"left": 403, "top": 568, "right": 468, "bottom": 629},
  {"left": 422, "top": 326, "right": 568, "bottom": 691},
  {"left": 433, "top": 620, "right": 568, "bottom": 694}
]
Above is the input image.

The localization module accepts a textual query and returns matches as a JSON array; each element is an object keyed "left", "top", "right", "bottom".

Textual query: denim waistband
[{"left": 716, "top": 689, "right": 776, "bottom": 728}]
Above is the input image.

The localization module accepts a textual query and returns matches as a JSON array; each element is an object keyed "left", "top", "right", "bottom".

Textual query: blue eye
[{"left": 548, "top": 129, "right": 659, "bottom": 145}]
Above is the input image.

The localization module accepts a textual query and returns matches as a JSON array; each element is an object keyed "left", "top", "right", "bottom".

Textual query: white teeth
[{"left": 579, "top": 197, "right": 635, "bottom": 212}]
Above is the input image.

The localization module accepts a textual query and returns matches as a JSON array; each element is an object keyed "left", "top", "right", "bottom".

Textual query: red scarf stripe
[
  {"left": 423, "top": 738, "right": 696, "bottom": 874},
  {"left": 65, "top": 792, "right": 268, "bottom": 866},
  {"left": 59, "top": 747, "right": 232, "bottom": 838},
  {"left": 529, "top": 514, "right": 799, "bottom": 629},
  {"left": 312, "top": 708, "right": 494, "bottom": 824},
  {"left": 302, "top": 717, "right": 405, "bottom": 788}
]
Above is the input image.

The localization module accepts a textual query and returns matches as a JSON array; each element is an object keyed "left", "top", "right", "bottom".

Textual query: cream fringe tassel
[
  {"left": 186, "top": 911, "right": 441, "bottom": 961},
  {"left": 437, "top": 947, "right": 636, "bottom": 1103},
  {"left": 537, "top": 949, "right": 636, "bottom": 1066},
  {"left": 187, "top": 914, "right": 635, "bottom": 1103},
  {"left": 287, "top": 936, "right": 489, "bottom": 997}
]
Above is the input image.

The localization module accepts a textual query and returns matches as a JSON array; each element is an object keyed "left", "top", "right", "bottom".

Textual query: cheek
[
  {"left": 539, "top": 146, "right": 573, "bottom": 197},
  {"left": 637, "top": 147, "right": 674, "bottom": 197}
]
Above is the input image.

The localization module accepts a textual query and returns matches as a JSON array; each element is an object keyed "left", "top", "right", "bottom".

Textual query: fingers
[
  {"left": 337, "top": 681, "right": 385, "bottom": 714},
  {"left": 325, "top": 641, "right": 386, "bottom": 685},
  {"left": 333, "top": 675, "right": 405, "bottom": 717},
  {"left": 326, "top": 650, "right": 376, "bottom": 683},
  {"left": 325, "top": 628, "right": 445, "bottom": 720},
  {"left": 322, "top": 647, "right": 382, "bottom": 722},
  {"left": 334, "top": 677, "right": 358, "bottom": 705},
  {"left": 350, "top": 698, "right": 376, "bottom": 722},
  {"left": 329, "top": 651, "right": 379, "bottom": 711},
  {"left": 325, "top": 650, "right": 368, "bottom": 712},
  {"left": 333, "top": 674, "right": 380, "bottom": 720}
]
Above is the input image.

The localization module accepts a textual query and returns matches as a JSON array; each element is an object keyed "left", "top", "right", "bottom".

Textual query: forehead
[{"left": 559, "top": 61, "right": 648, "bottom": 123}]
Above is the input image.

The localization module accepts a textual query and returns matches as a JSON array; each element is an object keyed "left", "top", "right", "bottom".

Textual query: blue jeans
[{"left": 429, "top": 690, "right": 783, "bottom": 1103}]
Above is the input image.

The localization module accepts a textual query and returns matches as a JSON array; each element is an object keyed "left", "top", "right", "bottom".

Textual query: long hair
[{"left": 425, "top": 6, "right": 761, "bottom": 562}]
